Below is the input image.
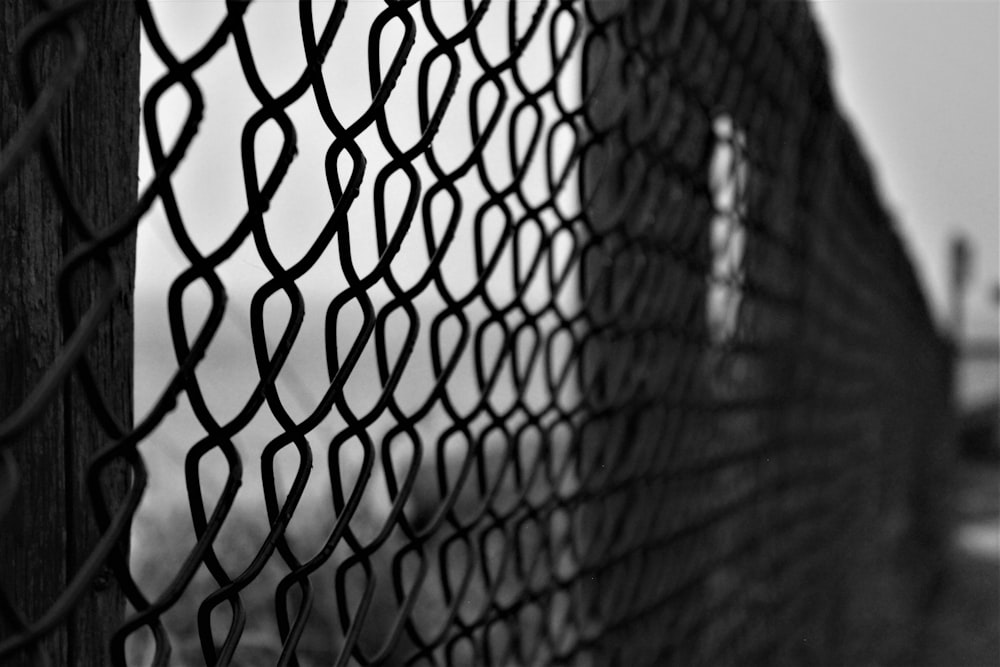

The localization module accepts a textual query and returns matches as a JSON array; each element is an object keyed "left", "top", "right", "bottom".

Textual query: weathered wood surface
[{"left": 0, "top": 2, "right": 139, "bottom": 665}]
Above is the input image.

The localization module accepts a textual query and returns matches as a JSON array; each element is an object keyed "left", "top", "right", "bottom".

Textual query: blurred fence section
[{"left": 0, "top": 1, "right": 953, "bottom": 665}]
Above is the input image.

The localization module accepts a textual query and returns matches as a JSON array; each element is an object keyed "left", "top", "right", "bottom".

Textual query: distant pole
[
  {"left": 0, "top": 2, "right": 139, "bottom": 666},
  {"left": 949, "top": 234, "right": 971, "bottom": 341}
]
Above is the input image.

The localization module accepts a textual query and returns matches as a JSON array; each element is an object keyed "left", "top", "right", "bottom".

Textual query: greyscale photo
[{"left": 0, "top": 1, "right": 996, "bottom": 665}]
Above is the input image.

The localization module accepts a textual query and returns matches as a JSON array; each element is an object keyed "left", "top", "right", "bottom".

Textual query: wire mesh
[{"left": 0, "top": 1, "right": 953, "bottom": 666}]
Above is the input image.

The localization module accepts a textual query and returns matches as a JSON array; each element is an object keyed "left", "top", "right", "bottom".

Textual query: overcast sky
[
  {"left": 811, "top": 0, "right": 999, "bottom": 338},
  {"left": 135, "top": 1, "right": 1000, "bottom": 341},
  {"left": 131, "top": 1, "right": 998, "bottom": 493}
]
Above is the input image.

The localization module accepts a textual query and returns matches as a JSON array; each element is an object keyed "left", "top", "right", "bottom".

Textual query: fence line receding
[{"left": 0, "top": 1, "right": 953, "bottom": 666}]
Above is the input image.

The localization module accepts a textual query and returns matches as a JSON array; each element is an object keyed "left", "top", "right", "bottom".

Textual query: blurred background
[
  {"left": 812, "top": 0, "right": 998, "bottom": 337},
  {"left": 813, "top": 1, "right": 998, "bottom": 663}
]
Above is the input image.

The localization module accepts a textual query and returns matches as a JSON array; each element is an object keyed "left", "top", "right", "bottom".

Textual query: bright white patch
[
  {"left": 707, "top": 115, "right": 749, "bottom": 343},
  {"left": 955, "top": 519, "right": 1000, "bottom": 560}
]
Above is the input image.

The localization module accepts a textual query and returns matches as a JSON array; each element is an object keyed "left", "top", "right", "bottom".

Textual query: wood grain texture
[{"left": 0, "top": 2, "right": 139, "bottom": 665}]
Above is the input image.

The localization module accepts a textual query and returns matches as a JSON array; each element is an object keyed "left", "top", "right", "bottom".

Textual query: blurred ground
[{"left": 916, "top": 455, "right": 999, "bottom": 667}]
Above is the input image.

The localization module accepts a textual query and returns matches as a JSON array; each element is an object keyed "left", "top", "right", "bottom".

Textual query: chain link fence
[{"left": 1, "top": 1, "right": 953, "bottom": 665}]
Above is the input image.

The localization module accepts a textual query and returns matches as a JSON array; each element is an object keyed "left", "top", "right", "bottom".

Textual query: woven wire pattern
[{"left": 0, "top": 1, "right": 952, "bottom": 666}]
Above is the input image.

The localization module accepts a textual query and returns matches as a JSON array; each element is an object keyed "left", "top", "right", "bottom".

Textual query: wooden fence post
[{"left": 0, "top": 2, "right": 139, "bottom": 665}]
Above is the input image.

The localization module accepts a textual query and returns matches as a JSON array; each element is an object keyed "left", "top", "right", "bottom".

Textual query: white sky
[
  {"left": 136, "top": 2, "right": 1000, "bottom": 338},
  {"left": 130, "top": 1, "right": 999, "bottom": 499},
  {"left": 811, "top": 0, "right": 1000, "bottom": 338}
]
